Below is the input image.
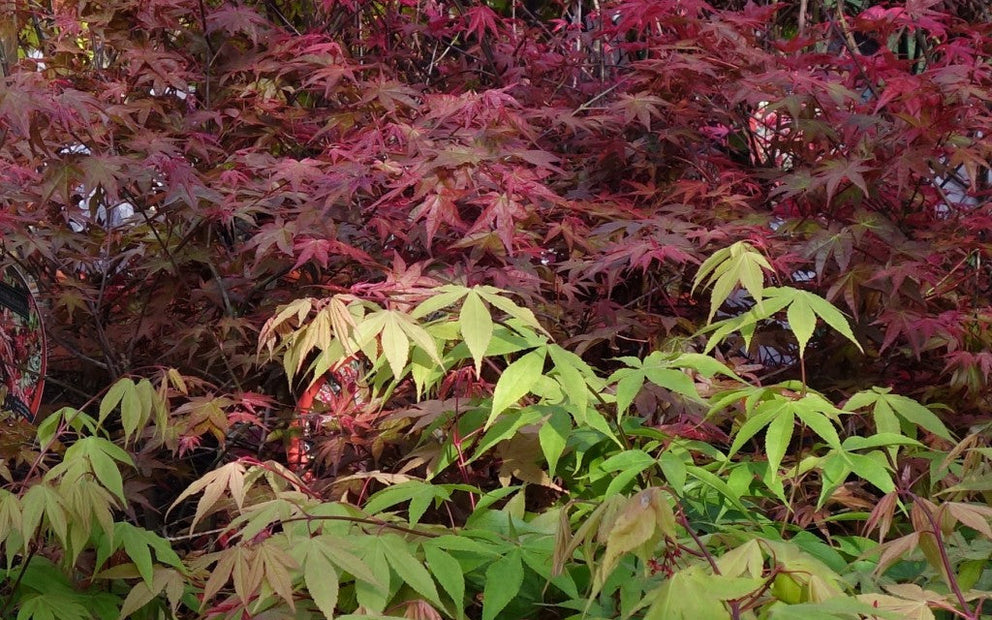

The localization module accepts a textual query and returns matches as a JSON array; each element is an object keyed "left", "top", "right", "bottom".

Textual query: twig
[
  {"left": 196, "top": 0, "right": 214, "bottom": 108},
  {"left": 829, "top": 0, "right": 877, "bottom": 100},
  {"left": 571, "top": 81, "right": 622, "bottom": 116},
  {"left": 0, "top": 546, "right": 37, "bottom": 617}
]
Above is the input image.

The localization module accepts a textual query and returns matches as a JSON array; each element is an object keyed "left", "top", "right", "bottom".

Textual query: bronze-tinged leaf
[
  {"left": 258, "top": 539, "right": 299, "bottom": 611},
  {"left": 945, "top": 502, "right": 992, "bottom": 540},
  {"left": 872, "top": 532, "right": 920, "bottom": 577},
  {"left": 596, "top": 489, "right": 667, "bottom": 588},
  {"left": 806, "top": 573, "right": 844, "bottom": 602},
  {"left": 404, "top": 599, "right": 444, "bottom": 620},
  {"left": 857, "top": 593, "right": 937, "bottom": 620},
  {"left": 551, "top": 505, "right": 574, "bottom": 578},
  {"left": 909, "top": 502, "right": 949, "bottom": 584},
  {"left": 200, "top": 549, "right": 239, "bottom": 609},
  {"left": 864, "top": 490, "right": 898, "bottom": 542},
  {"left": 167, "top": 461, "right": 248, "bottom": 534}
]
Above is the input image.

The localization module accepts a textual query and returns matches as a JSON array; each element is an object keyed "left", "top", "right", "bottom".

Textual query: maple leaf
[
  {"left": 462, "top": 5, "right": 500, "bottom": 40},
  {"left": 814, "top": 157, "right": 872, "bottom": 204},
  {"left": 205, "top": 4, "right": 271, "bottom": 43},
  {"left": 874, "top": 309, "right": 957, "bottom": 358},
  {"left": 466, "top": 191, "right": 530, "bottom": 254},
  {"left": 167, "top": 460, "right": 247, "bottom": 534},
  {"left": 269, "top": 158, "right": 325, "bottom": 193},
  {"left": 802, "top": 225, "right": 855, "bottom": 275},
  {"left": 613, "top": 93, "right": 668, "bottom": 131},
  {"left": 292, "top": 237, "right": 375, "bottom": 270},
  {"left": 409, "top": 187, "right": 465, "bottom": 249},
  {"left": 362, "top": 79, "right": 420, "bottom": 114}
]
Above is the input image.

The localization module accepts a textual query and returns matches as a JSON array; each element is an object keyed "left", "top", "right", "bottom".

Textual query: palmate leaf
[
  {"left": 692, "top": 241, "right": 774, "bottom": 323},
  {"left": 412, "top": 284, "right": 546, "bottom": 332},
  {"left": 82, "top": 375, "right": 144, "bottom": 443},
  {"left": 116, "top": 567, "right": 186, "bottom": 620},
  {"left": 253, "top": 539, "right": 299, "bottom": 612},
  {"left": 381, "top": 534, "right": 444, "bottom": 609},
  {"left": 793, "top": 393, "right": 843, "bottom": 448},
  {"left": 471, "top": 408, "right": 544, "bottom": 463},
  {"left": 44, "top": 437, "right": 134, "bottom": 504},
  {"left": 167, "top": 461, "right": 248, "bottom": 534},
  {"left": 816, "top": 448, "right": 895, "bottom": 508},
  {"left": 845, "top": 387, "right": 952, "bottom": 441},
  {"left": 716, "top": 540, "right": 765, "bottom": 580},
  {"left": 206, "top": 537, "right": 298, "bottom": 613},
  {"left": 363, "top": 480, "right": 472, "bottom": 525},
  {"left": 731, "top": 391, "right": 842, "bottom": 481},
  {"left": 35, "top": 407, "right": 98, "bottom": 450},
  {"left": 608, "top": 351, "right": 703, "bottom": 418},
  {"left": 482, "top": 548, "right": 524, "bottom": 620},
  {"left": 423, "top": 544, "right": 466, "bottom": 620},
  {"left": 10, "top": 557, "right": 116, "bottom": 620},
  {"left": 702, "top": 287, "right": 862, "bottom": 359},
  {"left": 945, "top": 502, "right": 992, "bottom": 539},
  {"left": 646, "top": 564, "right": 763, "bottom": 619},
  {"left": 413, "top": 285, "right": 549, "bottom": 385},
  {"left": 17, "top": 593, "right": 90, "bottom": 620},
  {"left": 357, "top": 309, "right": 443, "bottom": 380},
  {"left": 814, "top": 156, "right": 872, "bottom": 204},
  {"left": 488, "top": 346, "right": 546, "bottom": 427},
  {"left": 94, "top": 522, "right": 184, "bottom": 587},
  {"left": 301, "top": 535, "right": 382, "bottom": 588},
  {"left": 258, "top": 298, "right": 313, "bottom": 356},
  {"left": 459, "top": 290, "right": 493, "bottom": 376},
  {"left": 842, "top": 452, "right": 895, "bottom": 494},
  {"left": 702, "top": 295, "right": 792, "bottom": 354},
  {"left": 766, "top": 287, "right": 863, "bottom": 359}
]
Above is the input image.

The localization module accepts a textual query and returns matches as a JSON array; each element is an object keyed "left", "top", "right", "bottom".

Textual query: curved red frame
[
  {"left": 0, "top": 266, "right": 47, "bottom": 422},
  {"left": 286, "top": 372, "right": 331, "bottom": 473}
]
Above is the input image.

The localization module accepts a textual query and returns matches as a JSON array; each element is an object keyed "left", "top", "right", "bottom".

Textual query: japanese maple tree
[{"left": 1, "top": 0, "right": 991, "bottom": 617}]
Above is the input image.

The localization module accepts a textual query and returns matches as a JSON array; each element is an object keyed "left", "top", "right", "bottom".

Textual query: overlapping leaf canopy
[{"left": 1, "top": 0, "right": 990, "bottom": 419}]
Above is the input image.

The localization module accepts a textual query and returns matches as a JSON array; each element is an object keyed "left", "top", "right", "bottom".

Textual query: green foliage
[
  {"left": 2, "top": 272, "right": 991, "bottom": 619},
  {"left": 692, "top": 241, "right": 775, "bottom": 323},
  {"left": 1, "top": 0, "right": 991, "bottom": 618}
]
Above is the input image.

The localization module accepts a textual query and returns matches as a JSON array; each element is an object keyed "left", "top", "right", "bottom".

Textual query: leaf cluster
[{"left": 1, "top": 0, "right": 992, "bottom": 618}]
